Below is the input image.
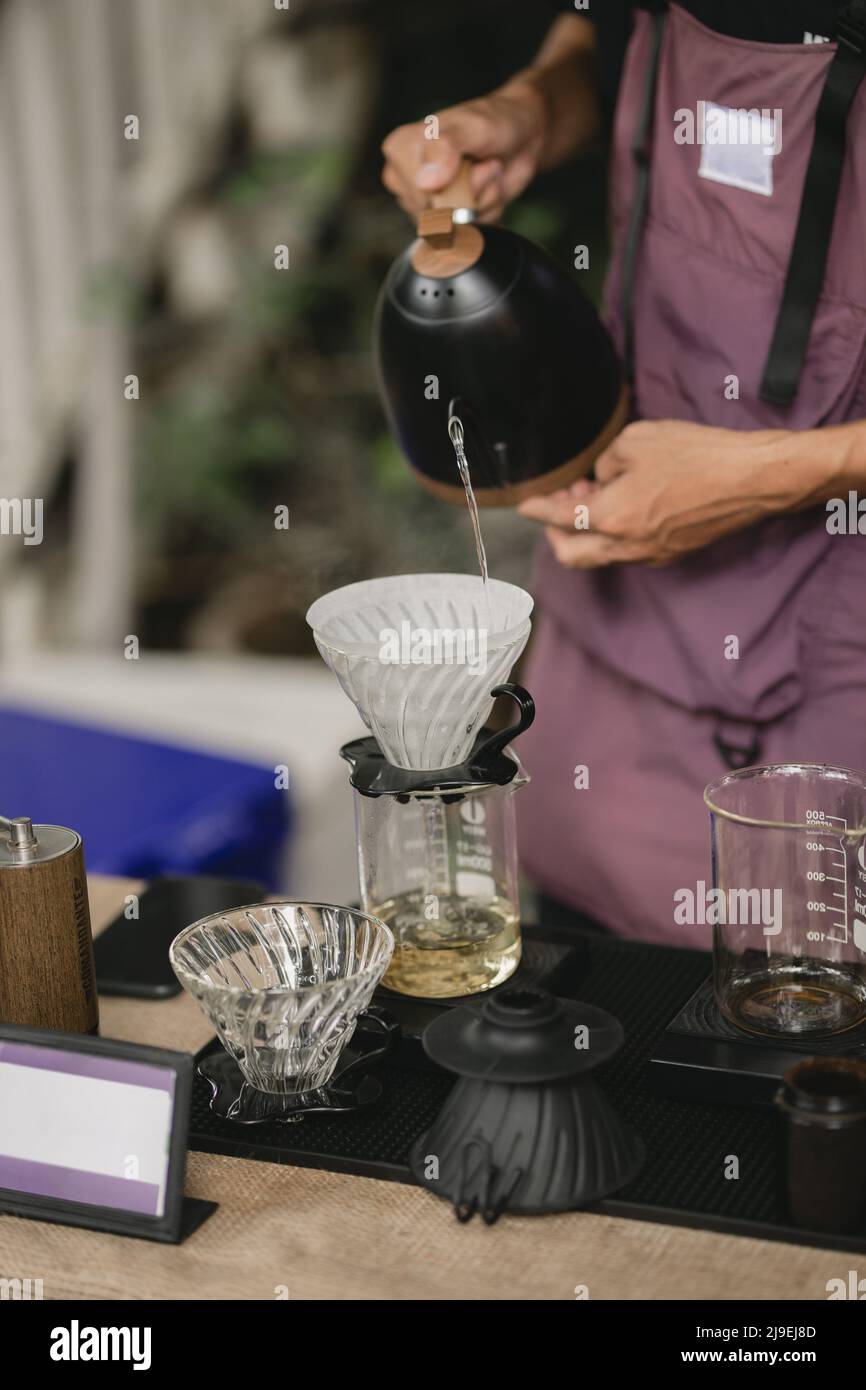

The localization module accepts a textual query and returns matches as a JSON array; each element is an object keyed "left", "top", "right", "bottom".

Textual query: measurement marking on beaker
[{"left": 805, "top": 810, "right": 849, "bottom": 947}]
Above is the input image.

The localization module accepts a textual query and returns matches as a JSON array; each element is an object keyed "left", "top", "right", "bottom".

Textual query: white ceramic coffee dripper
[{"left": 306, "top": 573, "right": 533, "bottom": 771}]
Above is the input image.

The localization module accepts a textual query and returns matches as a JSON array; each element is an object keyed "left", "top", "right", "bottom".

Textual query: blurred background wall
[{"left": 0, "top": 0, "right": 608, "bottom": 897}]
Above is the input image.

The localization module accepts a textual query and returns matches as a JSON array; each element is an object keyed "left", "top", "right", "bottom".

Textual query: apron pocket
[{"left": 632, "top": 215, "right": 866, "bottom": 430}]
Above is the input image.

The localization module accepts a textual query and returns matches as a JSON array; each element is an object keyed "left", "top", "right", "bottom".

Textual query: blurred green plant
[
  {"left": 82, "top": 263, "right": 140, "bottom": 324},
  {"left": 222, "top": 149, "right": 350, "bottom": 211},
  {"left": 138, "top": 382, "right": 298, "bottom": 548}
]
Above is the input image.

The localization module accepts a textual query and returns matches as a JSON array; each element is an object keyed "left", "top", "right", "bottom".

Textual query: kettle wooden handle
[
  {"left": 430, "top": 158, "right": 476, "bottom": 213},
  {"left": 417, "top": 158, "right": 476, "bottom": 241},
  {"left": 412, "top": 157, "right": 483, "bottom": 277}
]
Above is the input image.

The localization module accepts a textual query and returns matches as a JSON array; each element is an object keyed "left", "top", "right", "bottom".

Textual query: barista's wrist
[
  {"left": 493, "top": 75, "right": 549, "bottom": 159},
  {"left": 499, "top": 18, "right": 600, "bottom": 170},
  {"left": 755, "top": 423, "right": 866, "bottom": 513}
]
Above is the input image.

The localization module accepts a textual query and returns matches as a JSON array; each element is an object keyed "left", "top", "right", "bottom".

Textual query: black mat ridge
[{"left": 187, "top": 928, "right": 866, "bottom": 1251}]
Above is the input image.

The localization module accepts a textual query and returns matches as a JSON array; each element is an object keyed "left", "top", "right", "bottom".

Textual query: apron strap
[
  {"left": 621, "top": 1, "right": 667, "bottom": 386},
  {"left": 759, "top": 0, "right": 866, "bottom": 406}
]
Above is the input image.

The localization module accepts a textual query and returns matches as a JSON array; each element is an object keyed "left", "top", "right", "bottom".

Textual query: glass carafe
[{"left": 352, "top": 767, "right": 527, "bottom": 999}]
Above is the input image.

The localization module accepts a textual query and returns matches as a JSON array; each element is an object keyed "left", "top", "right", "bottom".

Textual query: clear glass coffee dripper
[
  {"left": 704, "top": 764, "right": 866, "bottom": 1039},
  {"left": 170, "top": 902, "right": 394, "bottom": 1093}
]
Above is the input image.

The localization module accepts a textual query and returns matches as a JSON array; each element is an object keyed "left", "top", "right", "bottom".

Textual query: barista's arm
[
  {"left": 516, "top": 14, "right": 602, "bottom": 171},
  {"left": 516, "top": 418, "right": 866, "bottom": 568},
  {"left": 381, "top": 16, "right": 599, "bottom": 223}
]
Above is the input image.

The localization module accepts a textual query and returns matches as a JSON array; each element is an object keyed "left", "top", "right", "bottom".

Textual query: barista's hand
[
  {"left": 517, "top": 421, "right": 820, "bottom": 568},
  {"left": 381, "top": 87, "right": 546, "bottom": 223}
]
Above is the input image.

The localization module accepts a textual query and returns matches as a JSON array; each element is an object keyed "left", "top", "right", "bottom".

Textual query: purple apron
[{"left": 518, "top": 3, "right": 866, "bottom": 947}]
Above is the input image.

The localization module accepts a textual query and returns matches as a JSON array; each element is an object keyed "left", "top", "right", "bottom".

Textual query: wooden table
[{"left": 0, "top": 876, "right": 853, "bottom": 1300}]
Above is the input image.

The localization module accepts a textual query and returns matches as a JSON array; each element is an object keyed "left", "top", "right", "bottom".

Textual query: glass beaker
[
  {"left": 704, "top": 764, "right": 866, "bottom": 1039},
  {"left": 352, "top": 763, "right": 527, "bottom": 999}
]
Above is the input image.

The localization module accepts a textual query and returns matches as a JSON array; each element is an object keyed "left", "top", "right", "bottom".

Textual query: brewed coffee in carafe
[{"left": 350, "top": 762, "right": 527, "bottom": 998}]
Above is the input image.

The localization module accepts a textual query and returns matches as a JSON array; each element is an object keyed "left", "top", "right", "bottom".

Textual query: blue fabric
[{"left": 0, "top": 706, "right": 292, "bottom": 889}]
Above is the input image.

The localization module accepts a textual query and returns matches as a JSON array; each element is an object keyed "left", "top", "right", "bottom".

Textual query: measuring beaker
[{"left": 704, "top": 764, "right": 866, "bottom": 1039}]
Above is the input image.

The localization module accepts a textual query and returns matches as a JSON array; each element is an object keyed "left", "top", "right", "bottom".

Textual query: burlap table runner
[{"left": 0, "top": 877, "right": 854, "bottom": 1300}]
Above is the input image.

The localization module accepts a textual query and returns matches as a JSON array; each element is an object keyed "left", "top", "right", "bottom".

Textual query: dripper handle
[{"left": 472, "top": 684, "right": 535, "bottom": 764}]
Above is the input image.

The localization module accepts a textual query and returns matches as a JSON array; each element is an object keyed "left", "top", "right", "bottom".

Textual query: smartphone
[{"left": 94, "top": 875, "right": 266, "bottom": 999}]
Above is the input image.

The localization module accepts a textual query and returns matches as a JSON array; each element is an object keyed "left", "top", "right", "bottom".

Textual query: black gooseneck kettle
[{"left": 373, "top": 159, "right": 627, "bottom": 507}]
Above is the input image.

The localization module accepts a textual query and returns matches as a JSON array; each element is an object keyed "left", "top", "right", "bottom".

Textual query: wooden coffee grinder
[{"left": 0, "top": 814, "right": 99, "bottom": 1033}]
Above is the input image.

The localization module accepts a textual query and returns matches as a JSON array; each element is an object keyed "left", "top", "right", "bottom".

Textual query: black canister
[{"left": 775, "top": 1057, "right": 866, "bottom": 1234}]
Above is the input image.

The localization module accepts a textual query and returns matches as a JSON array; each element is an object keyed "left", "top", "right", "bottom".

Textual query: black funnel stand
[
  {"left": 340, "top": 682, "right": 535, "bottom": 798},
  {"left": 409, "top": 988, "right": 645, "bottom": 1223}
]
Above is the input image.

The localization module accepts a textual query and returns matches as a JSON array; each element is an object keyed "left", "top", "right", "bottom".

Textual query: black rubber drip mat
[
  {"left": 186, "top": 928, "right": 866, "bottom": 1251},
  {"left": 649, "top": 977, "right": 866, "bottom": 1108}
]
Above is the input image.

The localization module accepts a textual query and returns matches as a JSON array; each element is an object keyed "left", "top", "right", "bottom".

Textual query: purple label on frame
[
  {"left": 0, "top": 1041, "right": 175, "bottom": 1094},
  {"left": 0, "top": 1154, "right": 161, "bottom": 1214}
]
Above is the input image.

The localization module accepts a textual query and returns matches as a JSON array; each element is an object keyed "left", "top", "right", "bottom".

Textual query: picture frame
[{"left": 0, "top": 1022, "right": 216, "bottom": 1243}]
